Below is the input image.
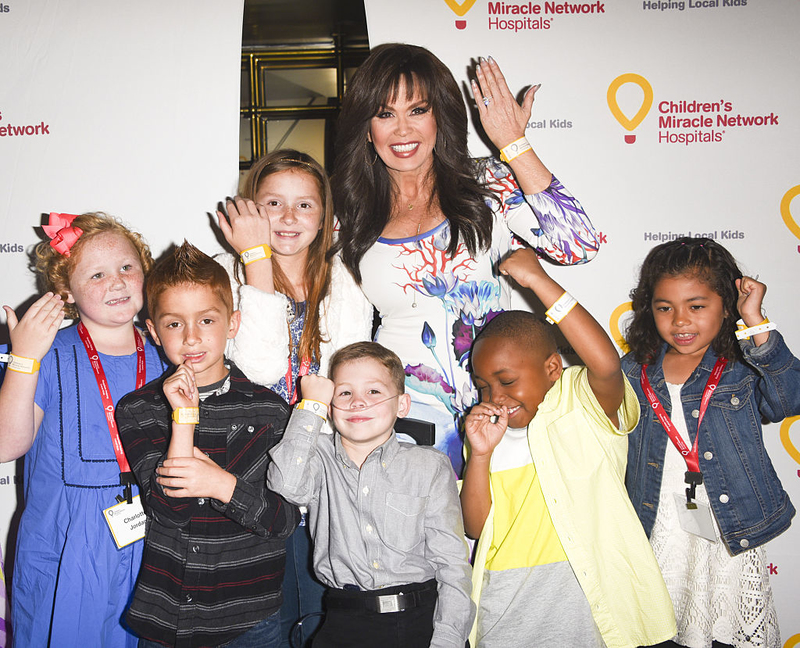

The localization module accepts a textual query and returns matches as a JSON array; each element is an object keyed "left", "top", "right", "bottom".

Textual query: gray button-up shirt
[{"left": 268, "top": 409, "right": 474, "bottom": 648}]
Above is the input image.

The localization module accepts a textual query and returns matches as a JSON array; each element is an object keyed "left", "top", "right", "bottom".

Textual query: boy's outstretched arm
[
  {"left": 461, "top": 403, "right": 508, "bottom": 539},
  {"left": 500, "top": 248, "right": 624, "bottom": 424},
  {"left": 0, "top": 293, "right": 64, "bottom": 462}
]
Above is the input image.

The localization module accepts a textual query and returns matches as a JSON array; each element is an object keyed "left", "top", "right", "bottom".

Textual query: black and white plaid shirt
[{"left": 117, "top": 363, "right": 299, "bottom": 648}]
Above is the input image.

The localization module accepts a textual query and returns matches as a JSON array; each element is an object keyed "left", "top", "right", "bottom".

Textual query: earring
[{"left": 366, "top": 141, "right": 378, "bottom": 166}]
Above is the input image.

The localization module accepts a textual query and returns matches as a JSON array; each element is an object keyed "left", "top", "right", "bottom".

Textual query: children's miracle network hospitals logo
[
  {"left": 607, "top": 73, "right": 653, "bottom": 144},
  {"left": 443, "top": 0, "right": 479, "bottom": 29}
]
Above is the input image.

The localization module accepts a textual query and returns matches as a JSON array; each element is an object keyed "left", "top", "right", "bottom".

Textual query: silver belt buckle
[{"left": 377, "top": 593, "right": 403, "bottom": 613}]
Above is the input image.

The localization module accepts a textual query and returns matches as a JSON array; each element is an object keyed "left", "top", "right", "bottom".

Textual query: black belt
[{"left": 326, "top": 582, "right": 438, "bottom": 614}]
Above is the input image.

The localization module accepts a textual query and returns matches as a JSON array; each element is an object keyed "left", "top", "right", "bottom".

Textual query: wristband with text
[
  {"left": 172, "top": 407, "right": 200, "bottom": 425},
  {"left": 500, "top": 137, "right": 532, "bottom": 164},
  {"left": 0, "top": 353, "right": 41, "bottom": 374},
  {"left": 296, "top": 399, "right": 328, "bottom": 421},
  {"left": 545, "top": 292, "right": 578, "bottom": 325},
  {"left": 240, "top": 244, "right": 272, "bottom": 265},
  {"left": 735, "top": 318, "right": 776, "bottom": 340}
]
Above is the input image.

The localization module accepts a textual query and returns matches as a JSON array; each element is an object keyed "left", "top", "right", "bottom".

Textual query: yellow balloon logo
[
  {"left": 442, "top": 0, "right": 478, "bottom": 28},
  {"left": 780, "top": 185, "right": 800, "bottom": 252},
  {"left": 608, "top": 73, "right": 654, "bottom": 144},
  {"left": 780, "top": 416, "right": 800, "bottom": 478},
  {"left": 784, "top": 633, "right": 800, "bottom": 648},
  {"left": 609, "top": 301, "right": 633, "bottom": 353}
]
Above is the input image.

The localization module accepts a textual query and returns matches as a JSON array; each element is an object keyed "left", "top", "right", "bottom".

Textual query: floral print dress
[{"left": 359, "top": 159, "right": 599, "bottom": 474}]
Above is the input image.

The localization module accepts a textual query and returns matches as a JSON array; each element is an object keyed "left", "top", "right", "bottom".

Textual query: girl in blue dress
[{"left": 0, "top": 212, "right": 164, "bottom": 647}]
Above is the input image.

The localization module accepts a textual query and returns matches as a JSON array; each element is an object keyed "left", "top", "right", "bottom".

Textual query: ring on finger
[{"left": 483, "top": 96, "right": 492, "bottom": 107}]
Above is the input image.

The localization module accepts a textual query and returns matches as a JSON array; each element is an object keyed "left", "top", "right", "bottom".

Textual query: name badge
[
  {"left": 104, "top": 495, "right": 146, "bottom": 549},
  {"left": 672, "top": 492, "right": 717, "bottom": 542}
]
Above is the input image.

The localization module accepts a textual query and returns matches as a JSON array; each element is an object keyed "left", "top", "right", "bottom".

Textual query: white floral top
[{"left": 359, "top": 159, "right": 599, "bottom": 474}]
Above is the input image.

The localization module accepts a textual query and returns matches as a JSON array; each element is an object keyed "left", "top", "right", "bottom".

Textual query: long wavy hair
[
  {"left": 331, "top": 43, "right": 495, "bottom": 283},
  {"left": 238, "top": 149, "right": 333, "bottom": 363},
  {"left": 626, "top": 237, "right": 743, "bottom": 365}
]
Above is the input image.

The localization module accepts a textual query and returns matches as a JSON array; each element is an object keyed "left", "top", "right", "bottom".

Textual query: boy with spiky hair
[{"left": 117, "top": 241, "right": 298, "bottom": 647}]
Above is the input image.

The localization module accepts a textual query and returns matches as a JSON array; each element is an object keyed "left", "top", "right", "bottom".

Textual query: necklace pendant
[{"left": 412, "top": 302, "right": 418, "bottom": 309}]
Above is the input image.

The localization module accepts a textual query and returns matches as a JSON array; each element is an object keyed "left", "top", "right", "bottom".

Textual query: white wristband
[
  {"left": 545, "top": 292, "right": 578, "bottom": 325},
  {"left": 735, "top": 319, "right": 776, "bottom": 340}
]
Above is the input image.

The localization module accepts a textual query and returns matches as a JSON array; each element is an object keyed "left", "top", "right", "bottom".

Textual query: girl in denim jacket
[{"left": 622, "top": 237, "right": 799, "bottom": 648}]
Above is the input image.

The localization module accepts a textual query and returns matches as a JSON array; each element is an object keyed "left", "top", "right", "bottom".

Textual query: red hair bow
[{"left": 43, "top": 212, "right": 83, "bottom": 257}]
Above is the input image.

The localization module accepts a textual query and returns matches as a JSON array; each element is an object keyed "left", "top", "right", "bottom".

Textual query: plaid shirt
[{"left": 117, "top": 364, "right": 299, "bottom": 648}]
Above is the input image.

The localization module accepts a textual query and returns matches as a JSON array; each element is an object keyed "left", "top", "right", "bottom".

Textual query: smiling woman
[{"left": 332, "top": 43, "right": 601, "bottom": 474}]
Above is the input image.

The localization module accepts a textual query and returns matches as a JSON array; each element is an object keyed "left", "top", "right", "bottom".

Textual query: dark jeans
[
  {"left": 312, "top": 580, "right": 436, "bottom": 648},
  {"left": 281, "top": 519, "right": 325, "bottom": 648},
  {"left": 138, "top": 610, "right": 281, "bottom": 647}
]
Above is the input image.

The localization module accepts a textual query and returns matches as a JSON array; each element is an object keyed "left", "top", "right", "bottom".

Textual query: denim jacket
[{"left": 623, "top": 331, "right": 799, "bottom": 555}]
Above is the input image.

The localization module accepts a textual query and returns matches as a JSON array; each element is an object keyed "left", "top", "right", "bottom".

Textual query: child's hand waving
[
  {"left": 217, "top": 197, "right": 272, "bottom": 256},
  {"left": 3, "top": 292, "right": 65, "bottom": 362}
]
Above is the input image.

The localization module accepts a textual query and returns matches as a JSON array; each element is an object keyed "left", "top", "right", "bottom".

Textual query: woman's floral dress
[{"left": 359, "top": 159, "right": 599, "bottom": 474}]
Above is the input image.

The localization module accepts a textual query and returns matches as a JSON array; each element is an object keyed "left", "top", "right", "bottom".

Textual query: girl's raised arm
[{"left": 0, "top": 293, "right": 64, "bottom": 461}]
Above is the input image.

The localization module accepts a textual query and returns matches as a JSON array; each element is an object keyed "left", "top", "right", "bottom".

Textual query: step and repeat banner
[
  {"left": 0, "top": 0, "right": 243, "bottom": 598},
  {"left": 365, "top": 0, "right": 800, "bottom": 642}
]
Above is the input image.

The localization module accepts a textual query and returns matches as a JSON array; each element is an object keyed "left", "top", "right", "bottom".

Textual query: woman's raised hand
[
  {"left": 216, "top": 197, "right": 272, "bottom": 255},
  {"left": 471, "top": 56, "right": 539, "bottom": 151}
]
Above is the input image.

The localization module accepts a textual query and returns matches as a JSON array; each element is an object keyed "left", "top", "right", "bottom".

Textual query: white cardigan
[{"left": 217, "top": 253, "right": 374, "bottom": 387}]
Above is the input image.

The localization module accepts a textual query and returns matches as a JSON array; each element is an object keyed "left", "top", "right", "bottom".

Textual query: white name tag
[
  {"left": 104, "top": 495, "right": 146, "bottom": 549},
  {"left": 673, "top": 492, "right": 717, "bottom": 542}
]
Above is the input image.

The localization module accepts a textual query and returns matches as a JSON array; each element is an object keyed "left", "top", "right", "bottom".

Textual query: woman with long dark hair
[{"left": 333, "top": 44, "right": 599, "bottom": 473}]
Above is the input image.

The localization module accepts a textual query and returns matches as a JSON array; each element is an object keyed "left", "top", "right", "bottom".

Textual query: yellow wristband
[
  {"left": 240, "top": 244, "right": 272, "bottom": 265},
  {"left": 545, "top": 292, "right": 578, "bottom": 325},
  {"left": 172, "top": 407, "right": 200, "bottom": 425},
  {"left": 735, "top": 318, "right": 775, "bottom": 340},
  {"left": 499, "top": 137, "right": 532, "bottom": 164},
  {"left": 296, "top": 399, "right": 328, "bottom": 421},
  {"left": 1, "top": 353, "right": 41, "bottom": 374}
]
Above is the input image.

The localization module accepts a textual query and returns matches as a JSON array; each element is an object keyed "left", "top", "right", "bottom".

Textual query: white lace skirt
[{"left": 651, "top": 389, "right": 780, "bottom": 648}]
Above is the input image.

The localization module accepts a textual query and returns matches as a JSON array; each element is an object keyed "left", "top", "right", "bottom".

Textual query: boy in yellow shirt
[{"left": 461, "top": 248, "right": 675, "bottom": 648}]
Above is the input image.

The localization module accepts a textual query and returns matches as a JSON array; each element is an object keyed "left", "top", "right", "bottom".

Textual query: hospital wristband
[
  {"left": 296, "top": 399, "right": 328, "bottom": 421},
  {"left": 545, "top": 292, "right": 578, "bottom": 325},
  {"left": 499, "top": 137, "right": 532, "bottom": 164},
  {"left": 735, "top": 318, "right": 776, "bottom": 340},
  {"left": 240, "top": 244, "right": 272, "bottom": 265},
  {"left": 0, "top": 353, "right": 41, "bottom": 374},
  {"left": 172, "top": 407, "right": 200, "bottom": 425}
]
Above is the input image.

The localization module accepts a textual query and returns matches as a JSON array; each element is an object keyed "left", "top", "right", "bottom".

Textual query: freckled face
[
  {"left": 66, "top": 232, "right": 144, "bottom": 331},
  {"left": 368, "top": 80, "right": 438, "bottom": 180}
]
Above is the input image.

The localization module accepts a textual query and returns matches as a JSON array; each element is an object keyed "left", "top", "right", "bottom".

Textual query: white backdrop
[
  {"left": 365, "top": 0, "right": 800, "bottom": 644},
  {"left": 0, "top": 0, "right": 244, "bottom": 589}
]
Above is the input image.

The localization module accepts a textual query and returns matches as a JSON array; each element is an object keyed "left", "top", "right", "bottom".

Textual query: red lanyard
[
  {"left": 286, "top": 356, "right": 311, "bottom": 405},
  {"left": 78, "top": 322, "right": 146, "bottom": 501},
  {"left": 640, "top": 357, "right": 726, "bottom": 472}
]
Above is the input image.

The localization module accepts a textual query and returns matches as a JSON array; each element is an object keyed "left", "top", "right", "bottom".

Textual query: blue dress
[{"left": 10, "top": 324, "right": 164, "bottom": 648}]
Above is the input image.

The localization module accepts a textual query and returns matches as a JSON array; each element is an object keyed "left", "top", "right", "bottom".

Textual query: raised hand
[
  {"left": 163, "top": 362, "right": 199, "bottom": 411},
  {"left": 498, "top": 248, "right": 546, "bottom": 291},
  {"left": 217, "top": 197, "right": 272, "bottom": 255},
  {"left": 471, "top": 56, "right": 539, "bottom": 150},
  {"left": 464, "top": 402, "right": 508, "bottom": 459},
  {"left": 299, "top": 374, "right": 334, "bottom": 407},
  {"left": 736, "top": 276, "right": 766, "bottom": 325},
  {"left": 3, "top": 292, "right": 65, "bottom": 361}
]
